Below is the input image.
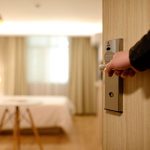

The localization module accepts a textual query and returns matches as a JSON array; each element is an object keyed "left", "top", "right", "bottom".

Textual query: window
[{"left": 26, "top": 36, "right": 69, "bottom": 84}]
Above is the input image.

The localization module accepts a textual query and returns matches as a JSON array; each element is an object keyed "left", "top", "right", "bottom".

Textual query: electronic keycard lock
[{"left": 100, "top": 39, "right": 123, "bottom": 113}]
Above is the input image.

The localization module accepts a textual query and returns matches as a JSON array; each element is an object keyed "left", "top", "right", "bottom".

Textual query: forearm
[{"left": 129, "top": 30, "right": 150, "bottom": 71}]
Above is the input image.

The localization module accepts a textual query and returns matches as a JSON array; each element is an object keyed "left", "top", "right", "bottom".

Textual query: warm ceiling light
[{"left": 0, "top": 21, "right": 102, "bottom": 35}]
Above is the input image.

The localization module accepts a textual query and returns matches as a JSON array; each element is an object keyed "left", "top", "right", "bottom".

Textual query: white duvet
[{"left": 0, "top": 96, "right": 73, "bottom": 133}]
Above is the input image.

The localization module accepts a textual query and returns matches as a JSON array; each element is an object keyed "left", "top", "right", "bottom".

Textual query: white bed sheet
[{"left": 0, "top": 96, "right": 73, "bottom": 133}]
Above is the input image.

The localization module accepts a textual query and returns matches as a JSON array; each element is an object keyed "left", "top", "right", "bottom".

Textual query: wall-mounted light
[{"left": 0, "top": 14, "right": 3, "bottom": 24}]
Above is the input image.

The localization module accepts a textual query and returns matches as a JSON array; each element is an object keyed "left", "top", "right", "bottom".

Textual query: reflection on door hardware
[
  {"left": 99, "top": 64, "right": 106, "bottom": 71},
  {"left": 104, "top": 39, "right": 123, "bottom": 113},
  {"left": 109, "top": 92, "right": 114, "bottom": 97}
]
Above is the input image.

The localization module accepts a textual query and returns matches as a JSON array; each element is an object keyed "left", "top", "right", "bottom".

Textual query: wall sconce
[{"left": 0, "top": 14, "right": 4, "bottom": 24}]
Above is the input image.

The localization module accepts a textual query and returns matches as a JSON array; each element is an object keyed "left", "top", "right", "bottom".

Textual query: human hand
[{"left": 104, "top": 51, "right": 137, "bottom": 78}]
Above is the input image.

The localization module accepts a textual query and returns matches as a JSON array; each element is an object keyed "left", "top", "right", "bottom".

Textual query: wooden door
[{"left": 102, "top": 0, "right": 150, "bottom": 150}]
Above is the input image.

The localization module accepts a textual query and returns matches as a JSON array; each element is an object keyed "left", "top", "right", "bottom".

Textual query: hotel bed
[{"left": 0, "top": 96, "right": 73, "bottom": 134}]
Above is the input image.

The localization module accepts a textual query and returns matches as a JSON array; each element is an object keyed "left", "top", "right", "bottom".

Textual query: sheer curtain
[
  {"left": 69, "top": 37, "right": 98, "bottom": 114},
  {"left": 0, "top": 37, "right": 27, "bottom": 95},
  {"left": 26, "top": 36, "right": 69, "bottom": 96}
]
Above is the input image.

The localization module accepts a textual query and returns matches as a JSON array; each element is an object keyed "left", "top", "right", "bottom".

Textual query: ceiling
[{"left": 0, "top": 0, "right": 102, "bottom": 36}]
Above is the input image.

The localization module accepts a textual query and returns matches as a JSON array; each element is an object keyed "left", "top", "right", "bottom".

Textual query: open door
[{"left": 102, "top": 0, "right": 150, "bottom": 150}]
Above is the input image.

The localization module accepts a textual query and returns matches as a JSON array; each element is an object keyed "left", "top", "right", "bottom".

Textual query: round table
[{"left": 0, "top": 98, "right": 44, "bottom": 150}]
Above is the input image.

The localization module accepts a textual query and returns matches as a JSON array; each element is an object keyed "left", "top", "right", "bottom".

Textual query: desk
[{"left": 0, "top": 99, "right": 43, "bottom": 150}]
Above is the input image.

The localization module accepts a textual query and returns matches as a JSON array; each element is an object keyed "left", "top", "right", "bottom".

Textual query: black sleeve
[{"left": 129, "top": 30, "right": 150, "bottom": 71}]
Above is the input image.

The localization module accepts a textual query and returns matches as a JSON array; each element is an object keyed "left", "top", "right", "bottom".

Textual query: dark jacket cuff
[{"left": 129, "top": 30, "right": 150, "bottom": 71}]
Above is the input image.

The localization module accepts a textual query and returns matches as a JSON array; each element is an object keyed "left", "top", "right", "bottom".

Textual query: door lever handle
[{"left": 99, "top": 64, "right": 106, "bottom": 71}]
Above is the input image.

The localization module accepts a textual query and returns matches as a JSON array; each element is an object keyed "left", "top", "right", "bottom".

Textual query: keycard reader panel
[{"left": 104, "top": 39, "right": 123, "bottom": 113}]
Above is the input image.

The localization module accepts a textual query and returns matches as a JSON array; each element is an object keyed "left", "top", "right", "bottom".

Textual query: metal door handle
[{"left": 99, "top": 64, "right": 106, "bottom": 71}]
